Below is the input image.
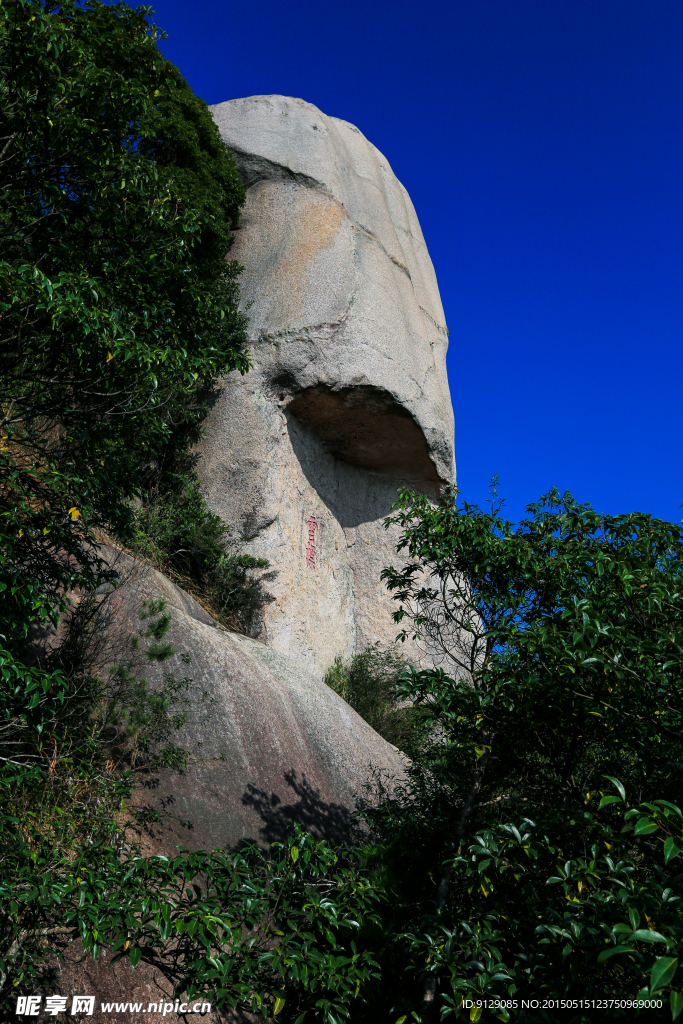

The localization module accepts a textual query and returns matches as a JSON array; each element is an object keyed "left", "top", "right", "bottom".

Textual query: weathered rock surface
[
  {"left": 199, "top": 95, "right": 455, "bottom": 677},
  {"left": 102, "top": 551, "right": 405, "bottom": 853}
]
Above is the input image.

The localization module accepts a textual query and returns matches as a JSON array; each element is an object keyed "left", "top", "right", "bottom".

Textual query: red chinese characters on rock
[{"left": 305, "top": 515, "right": 318, "bottom": 570}]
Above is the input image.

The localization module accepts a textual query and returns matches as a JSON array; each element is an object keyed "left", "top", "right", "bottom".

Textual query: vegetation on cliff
[
  {"left": 0, "top": 0, "right": 257, "bottom": 1003},
  {"left": 128, "top": 470, "right": 276, "bottom": 635},
  {"left": 324, "top": 647, "right": 426, "bottom": 757}
]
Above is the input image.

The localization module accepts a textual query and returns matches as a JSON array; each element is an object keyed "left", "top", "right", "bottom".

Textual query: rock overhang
[{"left": 286, "top": 384, "right": 441, "bottom": 488}]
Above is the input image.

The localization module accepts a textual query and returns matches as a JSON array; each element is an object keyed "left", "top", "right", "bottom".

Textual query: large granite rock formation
[{"left": 198, "top": 95, "right": 455, "bottom": 678}]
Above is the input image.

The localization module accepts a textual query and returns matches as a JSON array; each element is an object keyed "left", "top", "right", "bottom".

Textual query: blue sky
[{"left": 148, "top": 0, "right": 683, "bottom": 525}]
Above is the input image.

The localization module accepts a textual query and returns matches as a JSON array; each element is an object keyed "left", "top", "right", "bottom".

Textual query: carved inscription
[
  {"left": 305, "top": 514, "right": 319, "bottom": 570},
  {"left": 300, "top": 510, "right": 324, "bottom": 571}
]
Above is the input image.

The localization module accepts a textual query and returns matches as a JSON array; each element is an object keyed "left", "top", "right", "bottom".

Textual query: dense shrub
[
  {"left": 324, "top": 646, "right": 425, "bottom": 756},
  {"left": 129, "top": 469, "right": 275, "bottom": 635}
]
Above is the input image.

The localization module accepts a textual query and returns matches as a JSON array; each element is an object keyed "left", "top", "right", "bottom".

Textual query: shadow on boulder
[{"left": 241, "top": 769, "right": 359, "bottom": 847}]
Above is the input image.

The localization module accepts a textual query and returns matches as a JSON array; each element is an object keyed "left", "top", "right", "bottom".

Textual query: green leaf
[
  {"left": 291, "top": 846, "right": 299, "bottom": 863},
  {"left": 655, "top": 801, "right": 683, "bottom": 817},
  {"left": 273, "top": 994, "right": 286, "bottom": 1015},
  {"left": 597, "top": 945, "right": 634, "bottom": 962},
  {"left": 603, "top": 776, "right": 626, "bottom": 801},
  {"left": 651, "top": 957, "right": 678, "bottom": 993},
  {"left": 664, "top": 838, "right": 682, "bottom": 865},
  {"left": 598, "top": 795, "right": 622, "bottom": 809},
  {"left": 670, "top": 991, "right": 683, "bottom": 1021},
  {"left": 633, "top": 930, "right": 669, "bottom": 944},
  {"left": 634, "top": 818, "right": 659, "bottom": 835},
  {"left": 129, "top": 946, "right": 141, "bottom": 968}
]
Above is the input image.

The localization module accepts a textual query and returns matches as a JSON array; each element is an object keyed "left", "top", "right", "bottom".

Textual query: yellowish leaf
[
  {"left": 106, "top": 352, "right": 114, "bottom": 362},
  {"left": 273, "top": 994, "right": 286, "bottom": 1016},
  {"left": 68, "top": 507, "right": 80, "bottom": 520}
]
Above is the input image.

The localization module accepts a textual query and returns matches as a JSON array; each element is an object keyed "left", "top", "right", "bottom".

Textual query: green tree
[
  {"left": 0, "top": 0, "right": 248, "bottom": 1005},
  {"left": 360, "top": 487, "right": 683, "bottom": 1022},
  {"left": 0, "top": 0, "right": 248, "bottom": 653}
]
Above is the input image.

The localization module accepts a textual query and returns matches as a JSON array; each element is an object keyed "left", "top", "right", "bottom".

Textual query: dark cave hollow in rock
[
  {"left": 285, "top": 384, "right": 441, "bottom": 531},
  {"left": 287, "top": 384, "right": 440, "bottom": 483}
]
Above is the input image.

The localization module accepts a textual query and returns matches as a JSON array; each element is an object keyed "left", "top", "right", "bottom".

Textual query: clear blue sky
[{"left": 147, "top": 0, "right": 682, "bottom": 525}]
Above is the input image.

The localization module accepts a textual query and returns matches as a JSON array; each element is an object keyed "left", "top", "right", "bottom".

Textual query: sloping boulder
[{"left": 103, "top": 551, "right": 405, "bottom": 853}]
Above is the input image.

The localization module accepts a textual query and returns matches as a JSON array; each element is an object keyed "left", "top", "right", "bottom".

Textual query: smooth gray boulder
[
  {"left": 101, "top": 552, "right": 405, "bottom": 852},
  {"left": 199, "top": 95, "right": 455, "bottom": 677}
]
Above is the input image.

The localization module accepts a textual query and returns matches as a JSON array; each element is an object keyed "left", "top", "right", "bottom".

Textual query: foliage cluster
[
  {"left": 324, "top": 647, "right": 424, "bottom": 756},
  {"left": 352, "top": 487, "right": 683, "bottom": 1022},
  {"left": 0, "top": 593, "right": 203, "bottom": 987},
  {"left": 2, "top": 814, "right": 381, "bottom": 1020},
  {"left": 0, "top": 0, "right": 249, "bottom": 653},
  {"left": 129, "top": 468, "right": 275, "bottom": 636}
]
